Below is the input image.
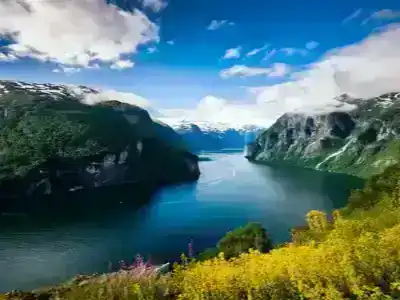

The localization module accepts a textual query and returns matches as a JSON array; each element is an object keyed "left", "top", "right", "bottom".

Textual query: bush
[
  {"left": 169, "top": 198, "right": 400, "bottom": 300},
  {"left": 5, "top": 165, "right": 400, "bottom": 300},
  {"left": 217, "top": 222, "right": 272, "bottom": 259},
  {"left": 197, "top": 222, "right": 273, "bottom": 261}
]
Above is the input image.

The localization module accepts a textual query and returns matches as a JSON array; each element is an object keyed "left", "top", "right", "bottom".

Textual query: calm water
[{"left": 0, "top": 152, "right": 364, "bottom": 292}]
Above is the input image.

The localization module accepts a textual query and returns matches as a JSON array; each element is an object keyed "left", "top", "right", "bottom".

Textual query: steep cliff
[
  {"left": 247, "top": 92, "right": 400, "bottom": 178},
  {"left": 0, "top": 80, "right": 200, "bottom": 212}
]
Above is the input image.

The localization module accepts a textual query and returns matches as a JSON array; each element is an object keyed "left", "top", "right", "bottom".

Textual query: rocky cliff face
[
  {"left": 248, "top": 93, "right": 400, "bottom": 178},
  {"left": 0, "top": 80, "right": 200, "bottom": 212},
  {"left": 171, "top": 121, "right": 263, "bottom": 152}
]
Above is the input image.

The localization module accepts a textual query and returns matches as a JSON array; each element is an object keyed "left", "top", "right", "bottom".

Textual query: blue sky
[{"left": 0, "top": 0, "right": 400, "bottom": 126}]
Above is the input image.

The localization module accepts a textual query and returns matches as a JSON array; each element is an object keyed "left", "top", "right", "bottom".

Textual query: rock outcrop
[
  {"left": 0, "top": 80, "right": 200, "bottom": 213},
  {"left": 247, "top": 93, "right": 400, "bottom": 178}
]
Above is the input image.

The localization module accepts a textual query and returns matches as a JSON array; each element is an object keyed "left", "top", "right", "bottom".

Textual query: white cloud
[
  {"left": 0, "top": 0, "right": 159, "bottom": 68},
  {"left": 363, "top": 9, "right": 400, "bottom": 25},
  {"left": 147, "top": 47, "right": 157, "bottom": 53},
  {"left": 220, "top": 63, "right": 290, "bottom": 78},
  {"left": 110, "top": 59, "right": 135, "bottom": 70},
  {"left": 158, "top": 96, "right": 271, "bottom": 127},
  {"left": 140, "top": 0, "right": 167, "bottom": 12},
  {"left": 206, "top": 20, "right": 234, "bottom": 30},
  {"left": 262, "top": 49, "right": 277, "bottom": 61},
  {"left": 52, "top": 66, "right": 81, "bottom": 74},
  {"left": 371, "top": 9, "right": 400, "bottom": 20},
  {"left": 82, "top": 89, "right": 152, "bottom": 108},
  {"left": 246, "top": 44, "right": 269, "bottom": 57},
  {"left": 305, "top": 41, "right": 319, "bottom": 50},
  {"left": 342, "top": 9, "right": 363, "bottom": 24},
  {"left": 159, "top": 24, "right": 400, "bottom": 127},
  {"left": 88, "top": 63, "right": 101, "bottom": 69},
  {"left": 166, "top": 40, "right": 174, "bottom": 45},
  {"left": 220, "top": 65, "right": 271, "bottom": 78},
  {"left": 0, "top": 52, "right": 17, "bottom": 61},
  {"left": 222, "top": 46, "right": 241, "bottom": 59},
  {"left": 269, "top": 63, "right": 291, "bottom": 77},
  {"left": 281, "top": 47, "right": 308, "bottom": 56},
  {"left": 251, "top": 24, "right": 400, "bottom": 118}
]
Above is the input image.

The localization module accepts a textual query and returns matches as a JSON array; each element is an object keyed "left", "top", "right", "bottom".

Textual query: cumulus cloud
[
  {"left": 0, "top": 0, "right": 159, "bottom": 69},
  {"left": 110, "top": 59, "right": 135, "bottom": 70},
  {"left": 140, "top": 0, "right": 167, "bottom": 12},
  {"left": 222, "top": 46, "right": 241, "bottom": 59},
  {"left": 371, "top": 9, "right": 400, "bottom": 20},
  {"left": 159, "top": 24, "right": 400, "bottom": 127},
  {"left": 82, "top": 89, "right": 152, "bottom": 108},
  {"left": 363, "top": 9, "right": 400, "bottom": 25},
  {"left": 305, "top": 41, "right": 319, "bottom": 50},
  {"left": 166, "top": 40, "right": 175, "bottom": 45},
  {"left": 220, "top": 63, "right": 290, "bottom": 78},
  {"left": 0, "top": 52, "right": 17, "bottom": 61},
  {"left": 252, "top": 23, "right": 400, "bottom": 117},
  {"left": 158, "top": 96, "right": 271, "bottom": 127},
  {"left": 246, "top": 44, "right": 269, "bottom": 57},
  {"left": 342, "top": 9, "right": 363, "bottom": 24},
  {"left": 269, "top": 63, "right": 291, "bottom": 77},
  {"left": 206, "top": 20, "right": 234, "bottom": 30}
]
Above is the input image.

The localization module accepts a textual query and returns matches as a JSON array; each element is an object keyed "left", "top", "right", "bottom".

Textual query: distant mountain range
[{"left": 168, "top": 121, "right": 265, "bottom": 152}]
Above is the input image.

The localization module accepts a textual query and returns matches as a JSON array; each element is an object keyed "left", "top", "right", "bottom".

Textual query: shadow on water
[
  {"left": 0, "top": 153, "right": 365, "bottom": 292},
  {"left": 257, "top": 164, "right": 365, "bottom": 207},
  {"left": 0, "top": 182, "right": 161, "bottom": 230}
]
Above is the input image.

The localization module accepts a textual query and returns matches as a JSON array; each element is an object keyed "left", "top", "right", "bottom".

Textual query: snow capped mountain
[
  {"left": 166, "top": 120, "right": 262, "bottom": 132},
  {"left": 165, "top": 120, "right": 265, "bottom": 152},
  {"left": 165, "top": 120, "right": 262, "bottom": 133},
  {"left": 0, "top": 80, "right": 98, "bottom": 100},
  {"left": 0, "top": 80, "right": 266, "bottom": 152}
]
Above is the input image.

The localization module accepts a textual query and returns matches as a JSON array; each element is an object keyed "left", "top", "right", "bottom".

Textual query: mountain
[
  {"left": 170, "top": 121, "right": 264, "bottom": 152},
  {"left": 246, "top": 92, "right": 400, "bottom": 178},
  {"left": 0, "top": 80, "right": 200, "bottom": 213}
]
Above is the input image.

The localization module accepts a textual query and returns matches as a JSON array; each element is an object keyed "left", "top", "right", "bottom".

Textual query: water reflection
[{"left": 0, "top": 153, "right": 363, "bottom": 292}]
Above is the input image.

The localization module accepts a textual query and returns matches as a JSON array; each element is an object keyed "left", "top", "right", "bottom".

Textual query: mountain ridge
[
  {"left": 0, "top": 80, "right": 200, "bottom": 214},
  {"left": 247, "top": 92, "right": 400, "bottom": 178},
  {"left": 166, "top": 120, "right": 264, "bottom": 152}
]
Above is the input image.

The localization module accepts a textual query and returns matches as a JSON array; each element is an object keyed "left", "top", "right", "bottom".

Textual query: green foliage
[
  {"left": 0, "top": 95, "right": 144, "bottom": 179},
  {"left": 0, "top": 111, "right": 104, "bottom": 177},
  {"left": 3, "top": 164, "right": 400, "bottom": 300},
  {"left": 196, "top": 247, "right": 219, "bottom": 261},
  {"left": 198, "top": 222, "right": 273, "bottom": 260},
  {"left": 167, "top": 165, "right": 400, "bottom": 300},
  {"left": 343, "top": 163, "right": 400, "bottom": 214}
]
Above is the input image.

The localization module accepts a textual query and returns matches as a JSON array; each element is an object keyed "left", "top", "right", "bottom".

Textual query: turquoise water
[{"left": 0, "top": 152, "right": 363, "bottom": 292}]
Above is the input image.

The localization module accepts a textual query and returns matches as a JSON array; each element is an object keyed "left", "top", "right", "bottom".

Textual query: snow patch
[
  {"left": 169, "top": 120, "right": 264, "bottom": 133},
  {"left": 316, "top": 139, "right": 354, "bottom": 170}
]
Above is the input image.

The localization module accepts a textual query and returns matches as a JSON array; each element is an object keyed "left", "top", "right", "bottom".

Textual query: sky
[{"left": 0, "top": 0, "right": 400, "bottom": 127}]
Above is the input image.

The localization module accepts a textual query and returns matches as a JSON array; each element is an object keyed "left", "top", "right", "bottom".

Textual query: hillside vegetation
[
  {"left": 0, "top": 81, "right": 199, "bottom": 211},
  {"left": 5, "top": 164, "right": 400, "bottom": 300},
  {"left": 248, "top": 93, "right": 400, "bottom": 178}
]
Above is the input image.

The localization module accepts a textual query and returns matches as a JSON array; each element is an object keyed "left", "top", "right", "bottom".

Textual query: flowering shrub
[
  {"left": 168, "top": 199, "right": 400, "bottom": 299},
  {"left": 6, "top": 164, "right": 400, "bottom": 300}
]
